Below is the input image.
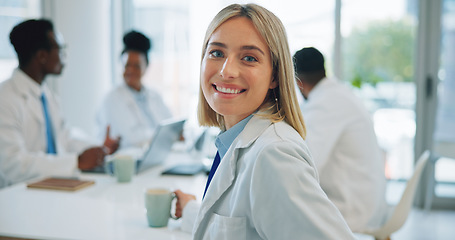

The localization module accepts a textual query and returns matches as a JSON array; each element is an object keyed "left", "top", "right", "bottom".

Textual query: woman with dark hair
[{"left": 97, "top": 31, "right": 172, "bottom": 148}]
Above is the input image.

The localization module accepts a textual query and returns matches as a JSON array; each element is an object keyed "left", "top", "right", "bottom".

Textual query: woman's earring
[{"left": 273, "top": 89, "right": 282, "bottom": 118}]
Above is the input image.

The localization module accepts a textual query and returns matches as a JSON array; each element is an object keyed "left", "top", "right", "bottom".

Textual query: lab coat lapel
[
  {"left": 197, "top": 146, "right": 238, "bottom": 218},
  {"left": 11, "top": 72, "right": 44, "bottom": 125},
  {"left": 25, "top": 91, "right": 44, "bottom": 125},
  {"left": 124, "top": 87, "right": 138, "bottom": 112},
  {"left": 123, "top": 86, "right": 148, "bottom": 125},
  {"left": 193, "top": 115, "right": 272, "bottom": 236}
]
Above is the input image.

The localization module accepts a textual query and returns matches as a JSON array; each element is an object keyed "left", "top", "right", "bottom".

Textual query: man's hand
[{"left": 78, "top": 147, "right": 105, "bottom": 170}]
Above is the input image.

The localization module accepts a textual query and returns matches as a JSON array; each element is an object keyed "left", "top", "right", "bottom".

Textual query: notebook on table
[
  {"left": 27, "top": 177, "right": 95, "bottom": 191},
  {"left": 84, "top": 118, "right": 186, "bottom": 174}
]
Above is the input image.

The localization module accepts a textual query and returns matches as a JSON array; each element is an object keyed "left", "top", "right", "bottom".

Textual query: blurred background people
[
  {"left": 293, "top": 47, "right": 389, "bottom": 232},
  {"left": 0, "top": 19, "right": 120, "bottom": 188},
  {"left": 96, "top": 30, "right": 172, "bottom": 149}
]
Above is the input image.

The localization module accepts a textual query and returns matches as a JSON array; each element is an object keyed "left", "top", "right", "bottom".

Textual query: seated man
[
  {"left": 0, "top": 19, "right": 120, "bottom": 188},
  {"left": 293, "top": 47, "right": 389, "bottom": 232}
]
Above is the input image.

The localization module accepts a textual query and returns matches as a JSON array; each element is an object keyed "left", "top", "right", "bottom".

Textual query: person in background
[
  {"left": 293, "top": 47, "right": 389, "bottom": 232},
  {"left": 173, "top": 4, "right": 355, "bottom": 239},
  {"left": 96, "top": 31, "right": 172, "bottom": 149},
  {"left": 0, "top": 19, "right": 120, "bottom": 188}
]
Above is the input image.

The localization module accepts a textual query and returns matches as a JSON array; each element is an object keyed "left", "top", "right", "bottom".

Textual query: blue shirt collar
[{"left": 215, "top": 115, "right": 253, "bottom": 160}]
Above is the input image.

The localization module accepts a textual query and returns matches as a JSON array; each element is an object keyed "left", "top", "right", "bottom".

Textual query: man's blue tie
[
  {"left": 203, "top": 151, "right": 220, "bottom": 198},
  {"left": 40, "top": 93, "right": 57, "bottom": 154}
]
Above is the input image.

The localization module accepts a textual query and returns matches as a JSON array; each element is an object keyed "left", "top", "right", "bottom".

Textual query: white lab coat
[
  {"left": 0, "top": 69, "right": 94, "bottom": 188},
  {"left": 96, "top": 84, "right": 172, "bottom": 149},
  {"left": 183, "top": 114, "right": 355, "bottom": 239},
  {"left": 301, "top": 77, "right": 388, "bottom": 232}
]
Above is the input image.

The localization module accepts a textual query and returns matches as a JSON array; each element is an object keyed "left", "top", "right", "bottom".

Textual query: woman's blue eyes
[
  {"left": 209, "top": 50, "right": 257, "bottom": 62},
  {"left": 210, "top": 50, "right": 224, "bottom": 58},
  {"left": 243, "top": 56, "right": 257, "bottom": 62}
]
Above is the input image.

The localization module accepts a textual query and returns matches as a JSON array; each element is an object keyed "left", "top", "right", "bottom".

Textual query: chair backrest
[
  {"left": 434, "top": 142, "right": 455, "bottom": 159},
  {"left": 366, "top": 150, "right": 430, "bottom": 240}
]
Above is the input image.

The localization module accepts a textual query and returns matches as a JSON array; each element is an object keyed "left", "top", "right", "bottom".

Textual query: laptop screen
[{"left": 137, "top": 118, "right": 186, "bottom": 172}]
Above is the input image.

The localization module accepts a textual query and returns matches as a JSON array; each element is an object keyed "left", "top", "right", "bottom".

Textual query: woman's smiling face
[
  {"left": 201, "top": 17, "right": 276, "bottom": 129},
  {"left": 122, "top": 51, "right": 147, "bottom": 91}
]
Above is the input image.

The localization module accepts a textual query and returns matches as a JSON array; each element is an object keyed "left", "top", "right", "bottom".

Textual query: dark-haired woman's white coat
[{"left": 96, "top": 84, "right": 172, "bottom": 149}]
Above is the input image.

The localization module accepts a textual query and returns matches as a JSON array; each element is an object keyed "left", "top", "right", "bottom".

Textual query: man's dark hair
[
  {"left": 9, "top": 19, "right": 54, "bottom": 67},
  {"left": 122, "top": 30, "right": 152, "bottom": 64},
  {"left": 293, "top": 47, "right": 326, "bottom": 86}
]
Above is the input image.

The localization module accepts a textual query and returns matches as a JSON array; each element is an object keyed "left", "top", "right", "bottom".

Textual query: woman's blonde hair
[{"left": 197, "top": 3, "right": 306, "bottom": 139}]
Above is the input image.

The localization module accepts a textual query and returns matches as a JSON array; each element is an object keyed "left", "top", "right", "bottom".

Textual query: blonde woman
[{"left": 174, "top": 4, "right": 355, "bottom": 239}]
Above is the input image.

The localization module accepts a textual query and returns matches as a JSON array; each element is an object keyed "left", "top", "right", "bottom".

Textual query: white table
[
  {"left": 0, "top": 150, "right": 374, "bottom": 240},
  {"left": 0, "top": 151, "right": 207, "bottom": 240}
]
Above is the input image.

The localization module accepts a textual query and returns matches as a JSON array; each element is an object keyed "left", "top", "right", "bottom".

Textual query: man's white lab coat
[
  {"left": 0, "top": 69, "right": 94, "bottom": 188},
  {"left": 301, "top": 77, "right": 388, "bottom": 232}
]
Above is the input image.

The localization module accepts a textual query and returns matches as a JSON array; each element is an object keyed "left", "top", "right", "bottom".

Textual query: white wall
[{"left": 44, "top": 0, "right": 113, "bottom": 140}]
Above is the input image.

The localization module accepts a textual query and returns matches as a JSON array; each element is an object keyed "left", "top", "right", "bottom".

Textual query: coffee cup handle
[{"left": 170, "top": 193, "right": 178, "bottom": 220}]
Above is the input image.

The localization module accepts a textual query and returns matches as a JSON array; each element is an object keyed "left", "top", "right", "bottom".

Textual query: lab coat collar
[
  {"left": 120, "top": 84, "right": 145, "bottom": 119},
  {"left": 11, "top": 68, "right": 42, "bottom": 98},
  {"left": 125, "top": 83, "right": 146, "bottom": 98},
  {"left": 194, "top": 112, "right": 272, "bottom": 235},
  {"left": 123, "top": 85, "right": 139, "bottom": 107},
  {"left": 11, "top": 69, "right": 46, "bottom": 124},
  {"left": 307, "top": 77, "right": 335, "bottom": 100}
]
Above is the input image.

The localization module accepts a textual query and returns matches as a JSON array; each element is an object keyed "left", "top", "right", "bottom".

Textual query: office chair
[
  {"left": 425, "top": 142, "right": 455, "bottom": 211},
  {"left": 362, "top": 150, "right": 430, "bottom": 240}
]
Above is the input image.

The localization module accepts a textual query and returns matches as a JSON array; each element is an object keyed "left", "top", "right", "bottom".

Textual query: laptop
[
  {"left": 84, "top": 118, "right": 186, "bottom": 174},
  {"left": 161, "top": 129, "right": 212, "bottom": 176}
]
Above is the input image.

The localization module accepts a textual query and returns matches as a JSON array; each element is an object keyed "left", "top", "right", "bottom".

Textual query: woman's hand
[
  {"left": 174, "top": 189, "right": 196, "bottom": 218},
  {"left": 103, "top": 125, "right": 120, "bottom": 154}
]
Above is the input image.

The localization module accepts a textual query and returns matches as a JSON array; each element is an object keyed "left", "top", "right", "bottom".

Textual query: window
[
  {"left": 341, "top": 0, "right": 418, "bottom": 180},
  {"left": 126, "top": 0, "right": 336, "bottom": 118},
  {"left": 433, "top": 0, "right": 455, "bottom": 197},
  {"left": 0, "top": 0, "right": 41, "bottom": 82}
]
